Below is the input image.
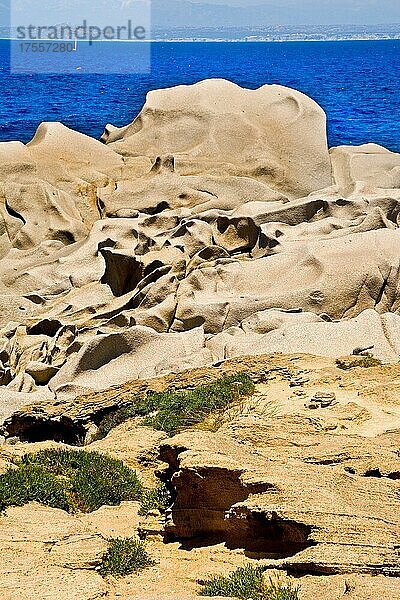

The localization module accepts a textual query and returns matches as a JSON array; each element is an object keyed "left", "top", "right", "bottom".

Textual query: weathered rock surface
[
  {"left": 331, "top": 143, "right": 400, "bottom": 192},
  {"left": 152, "top": 356, "right": 400, "bottom": 596},
  {"left": 1, "top": 354, "right": 400, "bottom": 599},
  {"left": 161, "top": 428, "right": 400, "bottom": 574},
  {"left": 0, "top": 503, "right": 108, "bottom": 600},
  {"left": 0, "top": 79, "right": 400, "bottom": 416},
  {"left": 102, "top": 79, "right": 332, "bottom": 199},
  {"left": 0, "top": 81, "right": 399, "bottom": 600},
  {"left": 50, "top": 325, "right": 212, "bottom": 397}
]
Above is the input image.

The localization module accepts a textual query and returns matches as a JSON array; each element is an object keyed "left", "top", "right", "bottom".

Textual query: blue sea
[{"left": 0, "top": 39, "right": 399, "bottom": 151}]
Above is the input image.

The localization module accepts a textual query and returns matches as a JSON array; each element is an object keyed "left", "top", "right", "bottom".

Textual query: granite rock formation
[{"left": 0, "top": 78, "right": 399, "bottom": 423}]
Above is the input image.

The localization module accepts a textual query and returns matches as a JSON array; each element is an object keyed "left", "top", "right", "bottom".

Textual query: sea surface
[{"left": 0, "top": 39, "right": 399, "bottom": 151}]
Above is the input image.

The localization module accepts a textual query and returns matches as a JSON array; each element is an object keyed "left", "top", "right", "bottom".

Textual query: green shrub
[
  {"left": 99, "top": 537, "right": 155, "bottom": 577},
  {"left": 71, "top": 455, "right": 143, "bottom": 512},
  {"left": 199, "top": 564, "right": 266, "bottom": 599},
  {"left": 23, "top": 449, "right": 143, "bottom": 512},
  {"left": 94, "top": 406, "right": 138, "bottom": 440},
  {"left": 94, "top": 373, "right": 255, "bottom": 439},
  {"left": 0, "top": 464, "right": 70, "bottom": 513},
  {"left": 198, "top": 564, "right": 299, "bottom": 600},
  {"left": 0, "top": 449, "right": 143, "bottom": 513},
  {"left": 264, "top": 579, "right": 300, "bottom": 600},
  {"left": 336, "top": 355, "right": 382, "bottom": 370},
  {"left": 138, "top": 483, "right": 171, "bottom": 516},
  {"left": 144, "top": 373, "right": 255, "bottom": 435}
]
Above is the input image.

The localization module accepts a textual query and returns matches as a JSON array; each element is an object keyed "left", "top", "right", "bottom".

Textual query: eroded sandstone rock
[
  {"left": 159, "top": 417, "right": 400, "bottom": 576},
  {"left": 0, "top": 503, "right": 108, "bottom": 600},
  {"left": 1, "top": 354, "right": 400, "bottom": 598},
  {"left": 0, "top": 79, "right": 399, "bottom": 437}
]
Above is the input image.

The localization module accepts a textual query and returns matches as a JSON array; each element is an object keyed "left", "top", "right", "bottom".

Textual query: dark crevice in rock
[
  {"left": 5, "top": 200, "right": 26, "bottom": 225},
  {"left": 1, "top": 414, "right": 87, "bottom": 445},
  {"left": 151, "top": 155, "right": 175, "bottom": 174},
  {"left": 177, "top": 510, "right": 315, "bottom": 560},
  {"left": 305, "top": 455, "right": 352, "bottom": 466},
  {"left": 51, "top": 230, "right": 76, "bottom": 245},
  {"left": 365, "top": 468, "right": 383, "bottom": 478},
  {"left": 375, "top": 276, "right": 389, "bottom": 307},
  {"left": 159, "top": 445, "right": 316, "bottom": 559},
  {"left": 344, "top": 467, "right": 357, "bottom": 474},
  {"left": 157, "top": 444, "right": 186, "bottom": 501},
  {"left": 335, "top": 199, "right": 351, "bottom": 207},
  {"left": 1, "top": 392, "right": 141, "bottom": 445},
  {"left": 100, "top": 248, "right": 144, "bottom": 297},
  {"left": 305, "top": 199, "right": 325, "bottom": 221},
  {"left": 142, "top": 201, "right": 170, "bottom": 215},
  {"left": 97, "top": 238, "right": 117, "bottom": 252},
  {"left": 285, "top": 561, "right": 400, "bottom": 577},
  {"left": 195, "top": 189, "right": 218, "bottom": 198},
  {"left": 27, "top": 319, "right": 62, "bottom": 337},
  {"left": 143, "top": 260, "right": 164, "bottom": 277},
  {"left": 96, "top": 197, "right": 106, "bottom": 218},
  {"left": 345, "top": 466, "right": 400, "bottom": 480},
  {"left": 23, "top": 294, "right": 46, "bottom": 305},
  {"left": 365, "top": 468, "right": 400, "bottom": 480}
]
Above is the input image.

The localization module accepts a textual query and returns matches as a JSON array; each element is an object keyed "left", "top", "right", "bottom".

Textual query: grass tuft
[
  {"left": 95, "top": 373, "right": 255, "bottom": 439},
  {"left": 198, "top": 564, "right": 299, "bottom": 600},
  {"left": 94, "top": 406, "right": 138, "bottom": 440},
  {"left": 0, "top": 449, "right": 143, "bottom": 513},
  {"left": 99, "top": 537, "right": 155, "bottom": 577},
  {"left": 263, "top": 578, "right": 300, "bottom": 600},
  {"left": 144, "top": 373, "right": 254, "bottom": 435},
  {"left": 199, "top": 564, "right": 266, "bottom": 599},
  {"left": 138, "top": 483, "right": 172, "bottom": 516},
  {"left": 336, "top": 355, "right": 382, "bottom": 370}
]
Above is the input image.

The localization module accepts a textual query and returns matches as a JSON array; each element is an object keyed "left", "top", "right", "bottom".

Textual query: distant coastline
[
  {"left": 151, "top": 36, "right": 400, "bottom": 43},
  {"left": 3, "top": 36, "right": 400, "bottom": 43},
  {"left": 150, "top": 24, "right": 400, "bottom": 42},
  {"left": 151, "top": 24, "right": 400, "bottom": 43},
  {"left": 1, "top": 23, "right": 400, "bottom": 43}
]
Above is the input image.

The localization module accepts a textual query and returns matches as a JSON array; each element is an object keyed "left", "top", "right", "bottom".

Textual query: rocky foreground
[
  {"left": 0, "top": 79, "right": 399, "bottom": 598},
  {"left": 0, "top": 354, "right": 399, "bottom": 599}
]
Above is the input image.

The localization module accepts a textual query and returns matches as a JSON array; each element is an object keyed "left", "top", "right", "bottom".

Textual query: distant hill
[
  {"left": 3, "top": 0, "right": 400, "bottom": 31},
  {"left": 151, "top": 0, "right": 400, "bottom": 28},
  {"left": 151, "top": 1, "right": 291, "bottom": 28}
]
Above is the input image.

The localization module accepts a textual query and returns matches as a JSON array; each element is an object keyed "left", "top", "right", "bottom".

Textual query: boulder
[
  {"left": 103, "top": 79, "right": 332, "bottom": 198},
  {"left": 50, "top": 326, "right": 212, "bottom": 395},
  {"left": 331, "top": 143, "right": 400, "bottom": 192}
]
